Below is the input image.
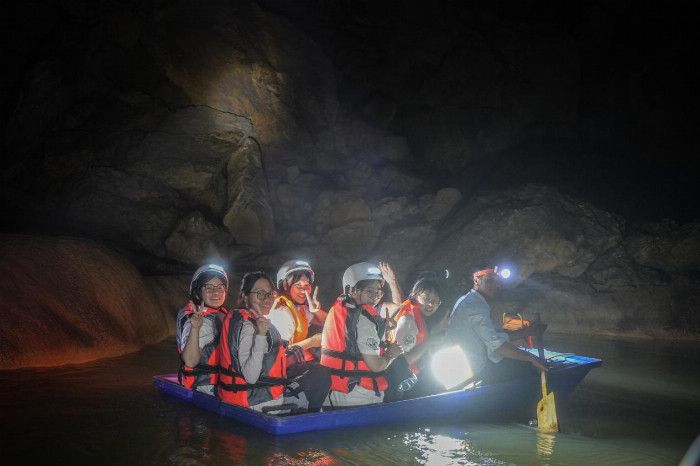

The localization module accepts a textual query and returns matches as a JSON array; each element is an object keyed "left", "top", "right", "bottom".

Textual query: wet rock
[
  {"left": 0, "top": 235, "right": 176, "bottom": 369},
  {"left": 419, "top": 187, "right": 463, "bottom": 223},
  {"left": 53, "top": 167, "right": 187, "bottom": 257},
  {"left": 623, "top": 219, "right": 700, "bottom": 272},
  {"left": 165, "top": 212, "right": 234, "bottom": 265},
  {"left": 428, "top": 184, "right": 624, "bottom": 287},
  {"left": 223, "top": 139, "right": 275, "bottom": 248}
]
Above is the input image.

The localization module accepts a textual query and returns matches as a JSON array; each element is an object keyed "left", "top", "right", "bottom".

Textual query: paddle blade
[{"left": 537, "top": 391, "right": 559, "bottom": 433}]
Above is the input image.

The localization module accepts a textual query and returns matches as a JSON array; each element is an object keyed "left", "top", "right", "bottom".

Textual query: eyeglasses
[
  {"left": 251, "top": 289, "right": 278, "bottom": 300},
  {"left": 360, "top": 288, "right": 384, "bottom": 298},
  {"left": 202, "top": 284, "right": 226, "bottom": 293},
  {"left": 292, "top": 282, "right": 312, "bottom": 291},
  {"left": 417, "top": 294, "right": 441, "bottom": 307}
]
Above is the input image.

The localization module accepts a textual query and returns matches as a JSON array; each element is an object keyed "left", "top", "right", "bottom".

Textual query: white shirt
[
  {"left": 378, "top": 305, "right": 418, "bottom": 352},
  {"left": 356, "top": 311, "right": 382, "bottom": 355},
  {"left": 394, "top": 313, "right": 419, "bottom": 352}
]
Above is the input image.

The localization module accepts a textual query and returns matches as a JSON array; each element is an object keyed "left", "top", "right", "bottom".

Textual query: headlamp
[{"left": 473, "top": 266, "right": 512, "bottom": 280}]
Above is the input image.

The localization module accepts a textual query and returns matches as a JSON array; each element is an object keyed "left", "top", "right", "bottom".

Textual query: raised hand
[
  {"left": 384, "top": 314, "right": 398, "bottom": 332},
  {"left": 255, "top": 315, "right": 270, "bottom": 336},
  {"left": 305, "top": 287, "right": 322, "bottom": 313},
  {"left": 189, "top": 301, "right": 204, "bottom": 330},
  {"left": 378, "top": 261, "right": 396, "bottom": 282}
]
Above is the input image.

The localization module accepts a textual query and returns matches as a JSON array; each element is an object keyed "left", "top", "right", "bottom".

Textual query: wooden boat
[{"left": 153, "top": 349, "right": 601, "bottom": 435}]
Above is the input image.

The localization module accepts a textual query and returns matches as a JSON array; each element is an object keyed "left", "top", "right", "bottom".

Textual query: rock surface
[
  {"left": 1, "top": 1, "right": 698, "bottom": 367},
  {"left": 0, "top": 235, "right": 185, "bottom": 369}
]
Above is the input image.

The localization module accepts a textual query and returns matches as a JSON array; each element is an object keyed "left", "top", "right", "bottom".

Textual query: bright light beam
[{"left": 431, "top": 345, "right": 473, "bottom": 390}]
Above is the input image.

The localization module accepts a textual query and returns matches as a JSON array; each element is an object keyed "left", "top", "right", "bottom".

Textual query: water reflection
[
  {"left": 536, "top": 431, "right": 556, "bottom": 463},
  {"left": 0, "top": 336, "right": 698, "bottom": 465}
]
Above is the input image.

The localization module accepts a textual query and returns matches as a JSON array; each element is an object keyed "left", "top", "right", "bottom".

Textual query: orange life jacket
[
  {"left": 502, "top": 313, "right": 533, "bottom": 349},
  {"left": 272, "top": 295, "right": 309, "bottom": 343},
  {"left": 387, "top": 299, "right": 429, "bottom": 373},
  {"left": 320, "top": 296, "right": 388, "bottom": 394},
  {"left": 217, "top": 309, "right": 287, "bottom": 407},
  {"left": 176, "top": 302, "right": 226, "bottom": 389}
]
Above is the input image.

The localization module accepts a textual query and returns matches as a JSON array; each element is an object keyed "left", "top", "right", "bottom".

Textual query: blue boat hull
[{"left": 153, "top": 350, "right": 601, "bottom": 435}]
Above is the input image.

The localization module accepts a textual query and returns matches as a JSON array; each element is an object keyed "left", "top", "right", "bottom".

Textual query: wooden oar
[{"left": 534, "top": 312, "right": 559, "bottom": 433}]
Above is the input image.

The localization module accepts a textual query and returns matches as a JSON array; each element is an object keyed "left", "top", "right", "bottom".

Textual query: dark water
[{"left": 1, "top": 335, "right": 699, "bottom": 465}]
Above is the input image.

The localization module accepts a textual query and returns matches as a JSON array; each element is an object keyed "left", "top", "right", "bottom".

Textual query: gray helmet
[
  {"left": 342, "top": 262, "right": 383, "bottom": 291},
  {"left": 189, "top": 264, "right": 229, "bottom": 303},
  {"left": 276, "top": 259, "right": 314, "bottom": 285}
]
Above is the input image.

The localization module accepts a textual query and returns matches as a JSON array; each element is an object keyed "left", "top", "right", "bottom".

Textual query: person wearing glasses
[
  {"left": 176, "top": 263, "right": 230, "bottom": 395},
  {"left": 381, "top": 277, "right": 449, "bottom": 399},
  {"left": 217, "top": 271, "right": 330, "bottom": 413},
  {"left": 320, "top": 262, "right": 405, "bottom": 407},
  {"left": 269, "top": 259, "right": 328, "bottom": 359}
]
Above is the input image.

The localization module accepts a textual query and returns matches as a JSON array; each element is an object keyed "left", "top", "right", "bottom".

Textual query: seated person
[
  {"left": 320, "top": 262, "right": 405, "bottom": 407},
  {"left": 217, "top": 271, "right": 330, "bottom": 413},
  {"left": 447, "top": 266, "right": 547, "bottom": 385},
  {"left": 381, "top": 277, "right": 449, "bottom": 399},
  {"left": 175, "top": 264, "right": 230, "bottom": 394},
  {"left": 269, "top": 259, "right": 327, "bottom": 358}
]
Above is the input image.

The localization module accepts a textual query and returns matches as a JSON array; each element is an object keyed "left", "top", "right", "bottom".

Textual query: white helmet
[
  {"left": 342, "top": 262, "right": 383, "bottom": 292},
  {"left": 190, "top": 264, "right": 229, "bottom": 303},
  {"left": 276, "top": 259, "right": 315, "bottom": 286}
]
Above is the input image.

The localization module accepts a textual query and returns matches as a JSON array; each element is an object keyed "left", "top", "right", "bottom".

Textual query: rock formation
[{"left": 1, "top": 0, "right": 697, "bottom": 367}]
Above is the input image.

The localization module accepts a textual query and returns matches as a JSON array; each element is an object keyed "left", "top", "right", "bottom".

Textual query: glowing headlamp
[{"left": 473, "top": 266, "right": 511, "bottom": 280}]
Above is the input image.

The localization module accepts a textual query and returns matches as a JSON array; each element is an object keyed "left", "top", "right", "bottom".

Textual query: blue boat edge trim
[{"left": 152, "top": 350, "right": 602, "bottom": 435}]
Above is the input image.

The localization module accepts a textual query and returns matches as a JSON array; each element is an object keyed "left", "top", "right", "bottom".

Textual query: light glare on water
[{"left": 0, "top": 335, "right": 698, "bottom": 465}]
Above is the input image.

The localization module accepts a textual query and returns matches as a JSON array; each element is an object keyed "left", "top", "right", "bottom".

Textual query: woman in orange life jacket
[
  {"left": 268, "top": 259, "right": 327, "bottom": 360},
  {"left": 175, "top": 263, "right": 230, "bottom": 395},
  {"left": 381, "top": 275, "right": 451, "bottom": 400},
  {"left": 320, "top": 262, "right": 405, "bottom": 407},
  {"left": 217, "top": 271, "right": 330, "bottom": 413}
]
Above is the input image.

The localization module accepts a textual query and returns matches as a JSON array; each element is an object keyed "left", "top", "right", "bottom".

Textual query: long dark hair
[
  {"left": 408, "top": 278, "right": 440, "bottom": 300},
  {"left": 237, "top": 271, "right": 273, "bottom": 308}
]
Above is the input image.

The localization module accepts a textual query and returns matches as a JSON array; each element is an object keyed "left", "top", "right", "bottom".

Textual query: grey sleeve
[{"left": 238, "top": 321, "right": 269, "bottom": 383}]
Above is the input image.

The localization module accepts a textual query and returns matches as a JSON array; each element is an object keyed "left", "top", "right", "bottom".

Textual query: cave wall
[{"left": 1, "top": 0, "right": 698, "bottom": 368}]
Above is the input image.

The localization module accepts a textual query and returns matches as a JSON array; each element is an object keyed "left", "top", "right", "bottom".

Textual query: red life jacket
[
  {"left": 217, "top": 309, "right": 288, "bottom": 407},
  {"left": 388, "top": 299, "right": 429, "bottom": 373},
  {"left": 176, "top": 302, "right": 226, "bottom": 389},
  {"left": 320, "top": 296, "right": 388, "bottom": 394}
]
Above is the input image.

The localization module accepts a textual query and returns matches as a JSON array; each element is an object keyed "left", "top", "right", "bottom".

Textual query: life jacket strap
[
  {"left": 217, "top": 367, "right": 289, "bottom": 393},
  {"left": 178, "top": 363, "right": 218, "bottom": 386}
]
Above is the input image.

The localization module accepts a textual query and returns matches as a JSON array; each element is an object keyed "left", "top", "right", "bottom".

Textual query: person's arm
[
  {"left": 379, "top": 262, "right": 404, "bottom": 305},
  {"left": 238, "top": 320, "right": 268, "bottom": 383},
  {"left": 310, "top": 309, "right": 328, "bottom": 326},
  {"left": 362, "top": 343, "right": 404, "bottom": 372},
  {"left": 379, "top": 302, "right": 400, "bottom": 340},
  {"left": 495, "top": 341, "right": 548, "bottom": 372},
  {"left": 290, "top": 332, "right": 321, "bottom": 350},
  {"left": 181, "top": 309, "right": 203, "bottom": 367},
  {"left": 356, "top": 312, "right": 404, "bottom": 372},
  {"left": 305, "top": 288, "right": 328, "bottom": 327}
]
